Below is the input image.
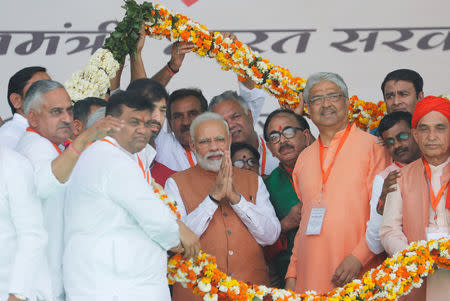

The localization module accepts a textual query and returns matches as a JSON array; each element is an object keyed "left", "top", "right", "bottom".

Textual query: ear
[
  {"left": 417, "top": 91, "right": 424, "bottom": 101},
  {"left": 247, "top": 109, "right": 254, "bottom": 125},
  {"left": 303, "top": 129, "right": 314, "bottom": 145},
  {"left": 9, "top": 93, "right": 23, "bottom": 110},
  {"left": 72, "top": 119, "right": 83, "bottom": 137},
  {"left": 27, "top": 109, "right": 38, "bottom": 128},
  {"left": 189, "top": 136, "right": 195, "bottom": 153},
  {"left": 412, "top": 128, "right": 419, "bottom": 145}
]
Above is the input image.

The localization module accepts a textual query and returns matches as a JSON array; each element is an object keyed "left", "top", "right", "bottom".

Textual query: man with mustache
[
  {"left": 380, "top": 96, "right": 450, "bottom": 300},
  {"left": 165, "top": 112, "right": 281, "bottom": 301},
  {"left": 209, "top": 90, "right": 279, "bottom": 176},
  {"left": 365, "top": 111, "right": 421, "bottom": 255},
  {"left": 126, "top": 78, "right": 176, "bottom": 186},
  {"left": 371, "top": 69, "right": 424, "bottom": 136},
  {"left": 0, "top": 66, "right": 51, "bottom": 149},
  {"left": 285, "top": 72, "right": 390, "bottom": 293},
  {"left": 15, "top": 80, "right": 125, "bottom": 301},
  {"left": 262, "top": 109, "right": 314, "bottom": 287}
]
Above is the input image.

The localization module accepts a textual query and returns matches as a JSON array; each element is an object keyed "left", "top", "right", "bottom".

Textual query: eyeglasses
[
  {"left": 197, "top": 136, "right": 227, "bottom": 148},
  {"left": 309, "top": 93, "right": 344, "bottom": 106},
  {"left": 383, "top": 132, "right": 411, "bottom": 146},
  {"left": 268, "top": 126, "right": 303, "bottom": 144},
  {"left": 232, "top": 158, "right": 259, "bottom": 168}
]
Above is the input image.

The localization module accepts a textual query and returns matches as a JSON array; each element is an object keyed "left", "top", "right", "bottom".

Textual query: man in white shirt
[
  {"left": 64, "top": 91, "right": 200, "bottom": 300},
  {"left": 0, "top": 146, "right": 50, "bottom": 301},
  {"left": 365, "top": 111, "right": 421, "bottom": 254},
  {"left": 16, "top": 80, "right": 125, "bottom": 301},
  {"left": 209, "top": 90, "right": 279, "bottom": 176},
  {"left": 165, "top": 112, "right": 280, "bottom": 301},
  {"left": 0, "top": 66, "right": 51, "bottom": 149}
]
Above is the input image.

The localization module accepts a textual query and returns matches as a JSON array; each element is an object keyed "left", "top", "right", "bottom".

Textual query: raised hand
[
  {"left": 169, "top": 41, "right": 194, "bottom": 71},
  {"left": 82, "top": 116, "right": 125, "bottom": 143},
  {"left": 377, "top": 170, "right": 400, "bottom": 215}
]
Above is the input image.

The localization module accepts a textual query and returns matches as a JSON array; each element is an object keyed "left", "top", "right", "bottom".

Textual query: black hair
[
  {"left": 263, "top": 109, "right": 310, "bottom": 141},
  {"left": 126, "top": 78, "right": 169, "bottom": 105},
  {"left": 230, "top": 142, "right": 260, "bottom": 161},
  {"left": 381, "top": 69, "right": 424, "bottom": 98},
  {"left": 106, "top": 91, "right": 155, "bottom": 117},
  {"left": 73, "top": 97, "right": 107, "bottom": 124},
  {"left": 167, "top": 88, "right": 207, "bottom": 120},
  {"left": 378, "top": 111, "right": 413, "bottom": 136},
  {"left": 7, "top": 66, "right": 47, "bottom": 114}
]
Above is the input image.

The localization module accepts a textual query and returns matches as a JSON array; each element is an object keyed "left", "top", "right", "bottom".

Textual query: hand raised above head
[
  {"left": 169, "top": 41, "right": 194, "bottom": 71},
  {"left": 83, "top": 116, "right": 125, "bottom": 142}
]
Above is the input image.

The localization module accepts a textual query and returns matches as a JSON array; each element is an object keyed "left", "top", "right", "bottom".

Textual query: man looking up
[
  {"left": 380, "top": 96, "right": 450, "bottom": 300},
  {"left": 263, "top": 109, "right": 314, "bottom": 287},
  {"left": 15, "top": 80, "right": 124, "bottom": 301},
  {"left": 285, "top": 72, "right": 389, "bottom": 293},
  {"left": 64, "top": 91, "right": 199, "bottom": 300},
  {"left": 365, "top": 111, "right": 421, "bottom": 255},
  {"left": 371, "top": 69, "right": 424, "bottom": 136},
  {"left": 209, "top": 91, "right": 279, "bottom": 176},
  {"left": 0, "top": 66, "right": 51, "bottom": 148},
  {"left": 165, "top": 112, "right": 281, "bottom": 300}
]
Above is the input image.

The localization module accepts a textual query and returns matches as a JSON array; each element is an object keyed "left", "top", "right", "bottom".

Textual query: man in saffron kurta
[
  {"left": 285, "top": 72, "right": 390, "bottom": 294},
  {"left": 380, "top": 96, "right": 450, "bottom": 300}
]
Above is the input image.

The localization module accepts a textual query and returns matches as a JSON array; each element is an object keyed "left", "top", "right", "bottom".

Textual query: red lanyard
[
  {"left": 26, "top": 127, "right": 62, "bottom": 154},
  {"left": 260, "top": 137, "right": 267, "bottom": 175},
  {"left": 279, "top": 163, "right": 295, "bottom": 188},
  {"left": 318, "top": 124, "right": 352, "bottom": 187},
  {"left": 423, "top": 159, "right": 449, "bottom": 215},
  {"left": 394, "top": 161, "right": 404, "bottom": 168},
  {"left": 100, "top": 138, "right": 150, "bottom": 184},
  {"left": 185, "top": 148, "right": 195, "bottom": 167}
]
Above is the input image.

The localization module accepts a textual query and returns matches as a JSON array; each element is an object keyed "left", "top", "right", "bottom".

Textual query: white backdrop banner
[{"left": 1, "top": 0, "right": 449, "bottom": 130}]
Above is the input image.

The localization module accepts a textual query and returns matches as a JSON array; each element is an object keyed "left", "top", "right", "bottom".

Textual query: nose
[
  {"left": 392, "top": 94, "right": 402, "bottom": 105},
  {"left": 62, "top": 109, "right": 73, "bottom": 123}
]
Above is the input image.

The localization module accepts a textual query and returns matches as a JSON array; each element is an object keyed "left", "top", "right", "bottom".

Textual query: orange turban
[{"left": 411, "top": 96, "right": 450, "bottom": 128}]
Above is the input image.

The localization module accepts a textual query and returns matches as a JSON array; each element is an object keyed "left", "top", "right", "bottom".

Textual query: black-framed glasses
[
  {"left": 268, "top": 126, "right": 303, "bottom": 144},
  {"left": 232, "top": 158, "right": 259, "bottom": 168},
  {"left": 309, "top": 92, "right": 344, "bottom": 106},
  {"left": 383, "top": 132, "right": 410, "bottom": 146}
]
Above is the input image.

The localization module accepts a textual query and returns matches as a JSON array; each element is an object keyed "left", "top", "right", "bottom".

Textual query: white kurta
[
  {"left": 0, "top": 113, "right": 28, "bottom": 149},
  {"left": 64, "top": 137, "right": 179, "bottom": 301},
  {"left": 15, "top": 130, "right": 66, "bottom": 301},
  {"left": 165, "top": 175, "right": 281, "bottom": 246},
  {"left": 365, "top": 162, "right": 400, "bottom": 254},
  {"left": 0, "top": 146, "right": 50, "bottom": 301}
]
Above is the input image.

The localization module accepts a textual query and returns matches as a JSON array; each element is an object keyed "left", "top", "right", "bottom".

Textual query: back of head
[
  {"left": 73, "top": 97, "right": 107, "bottom": 124},
  {"left": 209, "top": 90, "right": 249, "bottom": 113},
  {"left": 381, "top": 69, "right": 423, "bottom": 97},
  {"left": 167, "top": 88, "right": 207, "bottom": 120},
  {"left": 303, "top": 72, "right": 348, "bottom": 103},
  {"left": 263, "top": 109, "right": 310, "bottom": 141},
  {"left": 378, "top": 111, "right": 413, "bottom": 136},
  {"left": 8, "top": 66, "right": 47, "bottom": 114},
  {"left": 23, "top": 80, "right": 64, "bottom": 116},
  {"left": 126, "top": 78, "right": 169, "bottom": 104},
  {"left": 106, "top": 91, "right": 155, "bottom": 118}
]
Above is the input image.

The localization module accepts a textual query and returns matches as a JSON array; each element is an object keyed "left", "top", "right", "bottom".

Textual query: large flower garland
[{"left": 63, "top": 3, "right": 450, "bottom": 298}]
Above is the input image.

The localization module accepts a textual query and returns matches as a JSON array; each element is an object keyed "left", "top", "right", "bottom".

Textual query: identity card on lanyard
[{"left": 306, "top": 124, "right": 352, "bottom": 236}]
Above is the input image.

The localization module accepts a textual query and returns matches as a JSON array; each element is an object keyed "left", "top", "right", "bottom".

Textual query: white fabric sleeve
[
  {"left": 230, "top": 176, "right": 281, "bottom": 246},
  {"left": 365, "top": 175, "right": 385, "bottom": 254},
  {"left": 238, "top": 81, "right": 266, "bottom": 124},
  {"left": 6, "top": 151, "right": 48, "bottom": 299},
  {"left": 164, "top": 177, "right": 219, "bottom": 237},
  {"left": 107, "top": 159, "right": 179, "bottom": 251}
]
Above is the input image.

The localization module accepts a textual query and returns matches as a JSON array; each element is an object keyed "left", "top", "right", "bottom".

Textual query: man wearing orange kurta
[
  {"left": 380, "top": 96, "right": 450, "bottom": 300},
  {"left": 285, "top": 72, "right": 390, "bottom": 294}
]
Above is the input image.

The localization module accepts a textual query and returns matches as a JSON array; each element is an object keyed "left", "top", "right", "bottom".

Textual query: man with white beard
[{"left": 165, "top": 112, "right": 281, "bottom": 301}]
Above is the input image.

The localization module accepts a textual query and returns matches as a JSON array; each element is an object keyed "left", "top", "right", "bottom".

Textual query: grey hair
[
  {"left": 303, "top": 72, "right": 348, "bottom": 104},
  {"left": 86, "top": 107, "right": 106, "bottom": 129},
  {"left": 190, "top": 112, "right": 229, "bottom": 141},
  {"left": 208, "top": 90, "right": 249, "bottom": 114},
  {"left": 23, "top": 80, "right": 65, "bottom": 116}
]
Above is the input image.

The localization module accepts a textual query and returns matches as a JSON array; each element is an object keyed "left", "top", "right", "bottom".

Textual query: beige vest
[
  {"left": 397, "top": 158, "right": 450, "bottom": 300},
  {"left": 171, "top": 165, "right": 269, "bottom": 301}
]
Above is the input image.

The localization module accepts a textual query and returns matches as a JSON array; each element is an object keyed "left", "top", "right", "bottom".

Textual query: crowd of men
[{"left": 0, "top": 32, "right": 449, "bottom": 301}]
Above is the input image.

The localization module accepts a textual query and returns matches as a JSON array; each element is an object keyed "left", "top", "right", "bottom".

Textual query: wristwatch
[{"left": 12, "top": 294, "right": 27, "bottom": 300}]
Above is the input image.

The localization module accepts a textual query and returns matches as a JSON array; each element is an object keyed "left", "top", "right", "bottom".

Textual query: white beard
[{"left": 194, "top": 150, "right": 224, "bottom": 172}]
